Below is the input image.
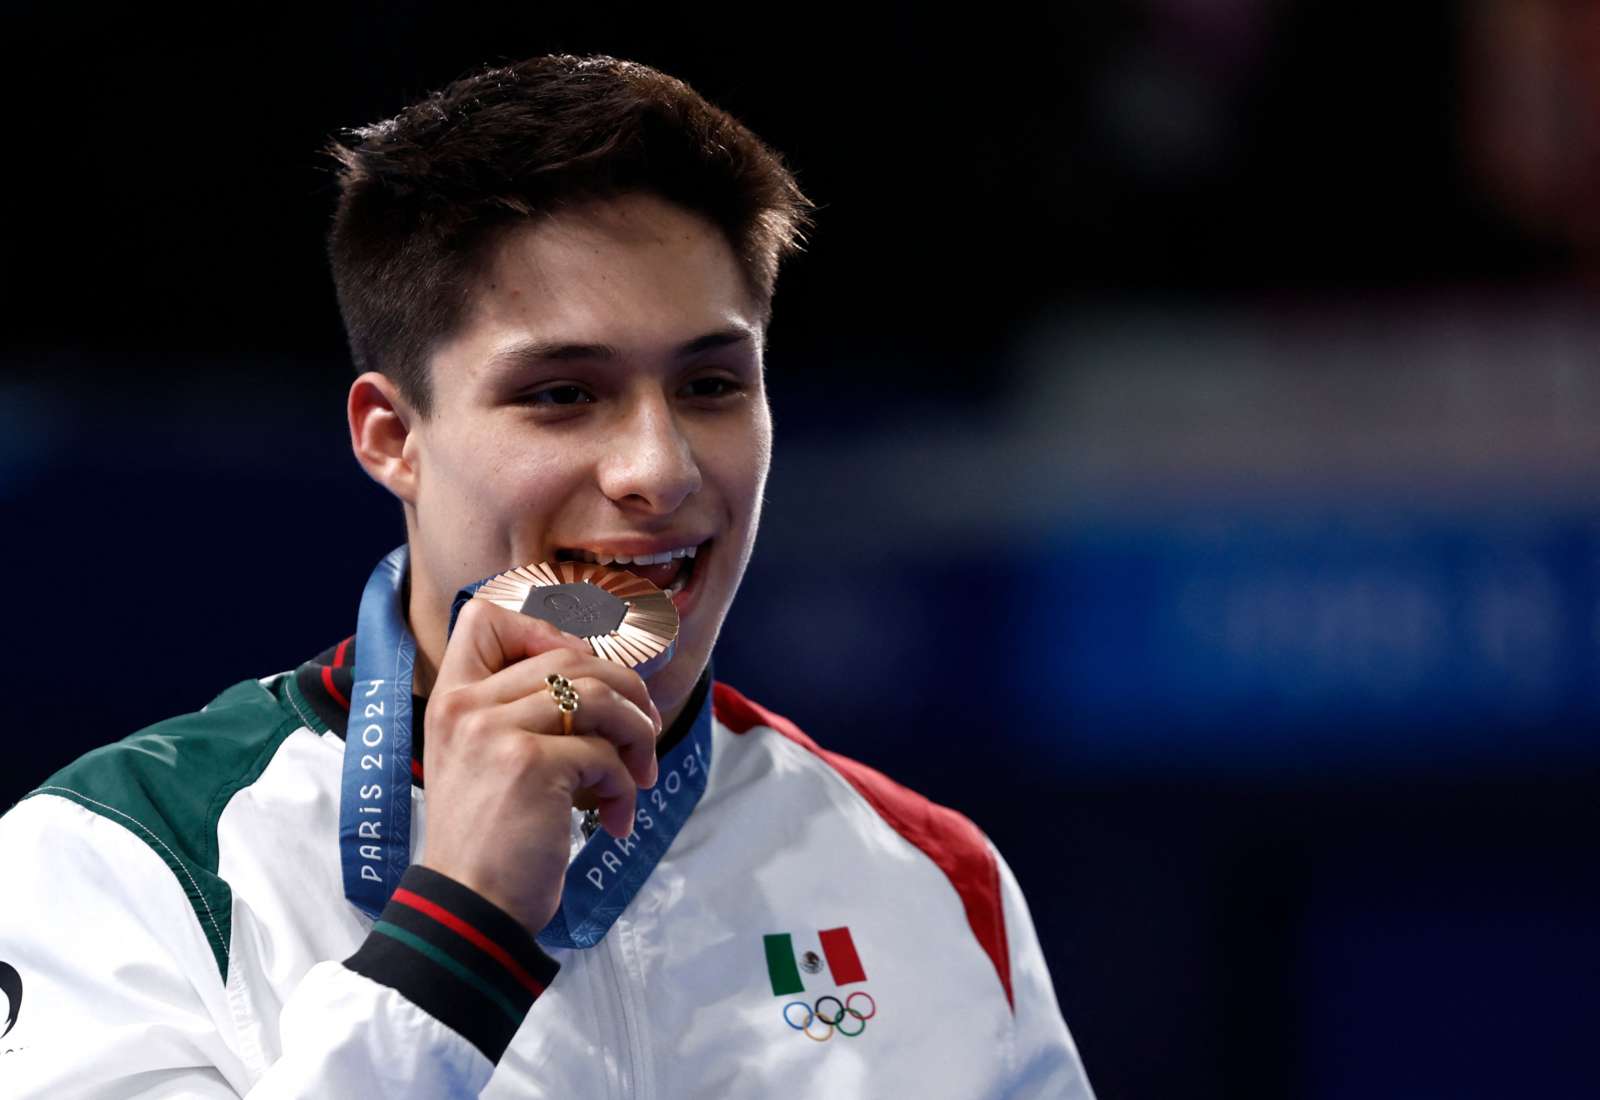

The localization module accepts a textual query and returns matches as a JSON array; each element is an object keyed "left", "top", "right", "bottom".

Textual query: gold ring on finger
[{"left": 557, "top": 689, "right": 580, "bottom": 736}]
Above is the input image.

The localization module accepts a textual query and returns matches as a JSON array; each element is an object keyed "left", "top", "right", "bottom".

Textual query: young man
[{"left": 0, "top": 55, "right": 1093, "bottom": 1096}]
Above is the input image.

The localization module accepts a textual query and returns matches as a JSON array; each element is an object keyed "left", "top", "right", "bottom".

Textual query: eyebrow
[{"left": 485, "top": 327, "right": 755, "bottom": 370}]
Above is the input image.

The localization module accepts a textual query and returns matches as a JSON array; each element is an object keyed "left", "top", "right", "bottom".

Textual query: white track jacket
[{"left": 0, "top": 645, "right": 1092, "bottom": 1097}]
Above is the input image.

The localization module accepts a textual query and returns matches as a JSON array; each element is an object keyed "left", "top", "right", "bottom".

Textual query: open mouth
[{"left": 554, "top": 541, "right": 706, "bottom": 598}]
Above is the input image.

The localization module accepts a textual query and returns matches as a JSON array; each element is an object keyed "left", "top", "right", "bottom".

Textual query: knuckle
[
  {"left": 514, "top": 719, "right": 552, "bottom": 754},
  {"left": 542, "top": 648, "right": 586, "bottom": 674},
  {"left": 576, "top": 678, "right": 621, "bottom": 708},
  {"left": 527, "top": 614, "right": 569, "bottom": 640},
  {"left": 430, "top": 688, "right": 469, "bottom": 729},
  {"left": 456, "top": 598, "right": 491, "bottom": 631},
  {"left": 611, "top": 770, "right": 640, "bottom": 801},
  {"left": 512, "top": 734, "right": 548, "bottom": 770},
  {"left": 456, "top": 707, "right": 492, "bottom": 741}
]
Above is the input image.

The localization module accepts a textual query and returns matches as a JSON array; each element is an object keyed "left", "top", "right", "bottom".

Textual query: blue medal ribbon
[
  {"left": 537, "top": 696, "right": 711, "bottom": 949},
  {"left": 338, "top": 548, "right": 713, "bottom": 947},
  {"left": 338, "top": 545, "right": 418, "bottom": 919}
]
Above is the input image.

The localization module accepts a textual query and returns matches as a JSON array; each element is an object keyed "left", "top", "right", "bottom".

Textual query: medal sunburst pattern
[{"left": 471, "top": 561, "right": 679, "bottom": 673}]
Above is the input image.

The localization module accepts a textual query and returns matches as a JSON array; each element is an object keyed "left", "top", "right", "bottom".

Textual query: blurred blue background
[{"left": 4, "top": 4, "right": 1599, "bottom": 1095}]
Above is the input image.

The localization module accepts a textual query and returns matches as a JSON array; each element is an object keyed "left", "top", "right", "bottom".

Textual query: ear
[{"left": 349, "top": 371, "right": 421, "bottom": 504}]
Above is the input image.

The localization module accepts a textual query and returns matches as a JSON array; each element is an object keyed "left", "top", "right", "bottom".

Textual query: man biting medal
[{"left": 0, "top": 54, "right": 1095, "bottom": 1098}]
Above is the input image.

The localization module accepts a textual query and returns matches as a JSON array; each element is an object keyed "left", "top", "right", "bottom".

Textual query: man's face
[{"left": 402, "top": 192, "right": 772, "bottom": 722}]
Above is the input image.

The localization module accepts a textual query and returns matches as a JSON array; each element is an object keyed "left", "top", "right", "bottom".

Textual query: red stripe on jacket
[
  {"left": 321, "top": 665, "right": 350, "bottom": 711},
  {"left": 711, "top": 682, "right": 1013, "bottom": 1009},
  {"left": 390, "top": 887, "right": 546, "bottom": 997}
]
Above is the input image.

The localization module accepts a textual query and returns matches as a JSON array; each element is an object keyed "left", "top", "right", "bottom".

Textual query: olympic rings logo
[{"left": 781, "top": 991, "right": 877, "bottom": 1041}]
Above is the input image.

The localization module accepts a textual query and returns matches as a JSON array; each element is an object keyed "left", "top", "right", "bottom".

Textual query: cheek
[
  {"left": 491, "top": 454, "right": 590, "bottom": 529},
  {"left": 711, "top": 413, "right": 772, "bottom": 519},
  {"left": 424, "top": 425, "right": 573, "bottom": 520}
]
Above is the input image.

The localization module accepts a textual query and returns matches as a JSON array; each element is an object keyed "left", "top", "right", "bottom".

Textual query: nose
[{"left": 597, "top": 388, "right": 703, "bottom": 515}]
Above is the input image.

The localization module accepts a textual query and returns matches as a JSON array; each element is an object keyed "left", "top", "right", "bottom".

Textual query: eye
[
  {"left": 679, "top": 375, "right": 743, "bottom": 400},
  {"left": 521, "top": 384, "right": 594, "bottom": 406}
]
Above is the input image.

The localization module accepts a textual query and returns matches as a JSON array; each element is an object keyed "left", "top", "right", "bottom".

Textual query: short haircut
[{"left": 325, "top": 54, "right": 815, "bottom": 415}]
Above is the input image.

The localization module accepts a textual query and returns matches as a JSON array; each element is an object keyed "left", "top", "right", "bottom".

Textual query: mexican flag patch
[{"left": 763, "top": 927, "right": 867, "bottom": 996}]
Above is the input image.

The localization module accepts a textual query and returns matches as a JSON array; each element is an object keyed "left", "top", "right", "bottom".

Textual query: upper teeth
[{"left": 568, "top": 545, "right": 698, "bottom": 566}]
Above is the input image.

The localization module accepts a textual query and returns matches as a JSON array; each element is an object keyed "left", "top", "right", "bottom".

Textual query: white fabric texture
[{"left": 0, "top": 693, "right": 1092, "bottom": 1098}]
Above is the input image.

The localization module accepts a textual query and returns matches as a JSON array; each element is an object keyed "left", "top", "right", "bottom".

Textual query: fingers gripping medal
[
  {"left": 458, "top": 561, "right": 680, "bottom": 834},
  {"left": 466, "top": 560, "right": 679, "bottom": 678}
]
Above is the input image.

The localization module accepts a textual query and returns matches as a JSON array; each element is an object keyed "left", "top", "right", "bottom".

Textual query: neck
[{"left": 405, "top": 569, "right": 448, "bottom": 699}]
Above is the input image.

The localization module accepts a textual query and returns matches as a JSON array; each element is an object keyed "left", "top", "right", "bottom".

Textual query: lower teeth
[{"left": 664, "top": 557, "right": 695, "bottom": 597}]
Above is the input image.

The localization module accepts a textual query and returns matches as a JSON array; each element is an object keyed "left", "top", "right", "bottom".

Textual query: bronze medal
[{"left": 469, "top": 560, "right": 678, "bottom": 677}]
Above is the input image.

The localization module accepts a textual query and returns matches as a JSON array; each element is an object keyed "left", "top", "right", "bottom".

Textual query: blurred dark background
[{"left": 5, "top": 3, "right": 1599, "bottom": 1096}]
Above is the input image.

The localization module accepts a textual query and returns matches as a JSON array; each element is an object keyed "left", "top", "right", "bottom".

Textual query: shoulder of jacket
[
  {"left": 712, "top": 680, "right": 1016, "bottom": 1008},
  {"left": 21, "top": 677, "right": 305, "bottom": 979}
]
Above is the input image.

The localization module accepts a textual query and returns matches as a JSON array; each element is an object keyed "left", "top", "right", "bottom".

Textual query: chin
[
  {"left": 650, "top": 585, "right": 729, "bottom": 708},
  {"left": 645, "top": 643, "right": 706, "bottom": 714}
]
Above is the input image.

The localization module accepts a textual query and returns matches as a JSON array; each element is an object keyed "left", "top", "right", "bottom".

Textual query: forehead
[{"left": 459, "top": 193, "right": 761, "bottom": 364}]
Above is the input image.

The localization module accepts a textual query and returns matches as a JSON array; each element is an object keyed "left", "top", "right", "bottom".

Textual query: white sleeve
[
  {"left": 994, "top": 845, "right": 1097, "bottom": 1099},
  {"left": 0, "top": 795, "right": 506, "bottom": 1098},
  {"left": 246, "top": 963, "right": 491, "bottom": 1097}
]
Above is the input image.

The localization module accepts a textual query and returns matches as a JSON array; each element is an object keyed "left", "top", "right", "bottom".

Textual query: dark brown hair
[{"left": 325, "top": 54, "right": 814, "bottom": 415}]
